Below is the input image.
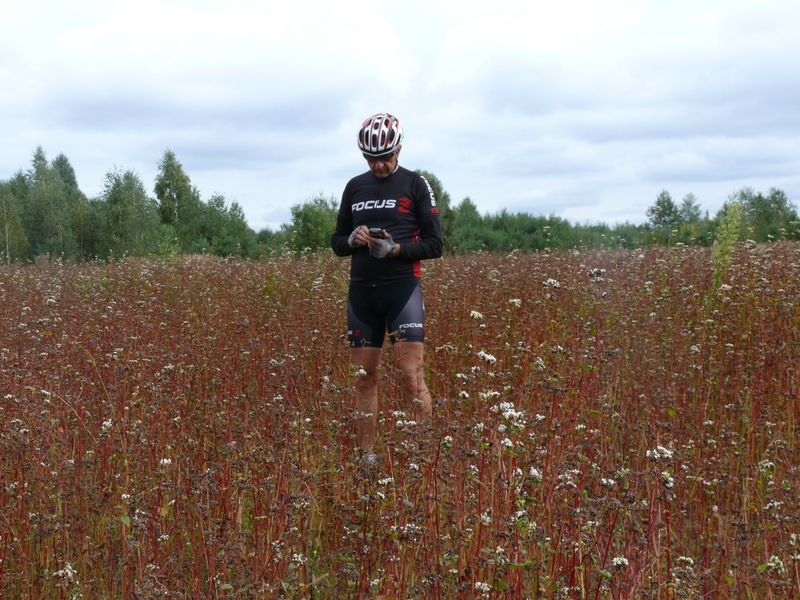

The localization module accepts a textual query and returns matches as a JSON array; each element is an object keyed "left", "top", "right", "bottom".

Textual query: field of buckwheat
[{"left": 1, "top": 244, "right": 799, "bottom": 599}]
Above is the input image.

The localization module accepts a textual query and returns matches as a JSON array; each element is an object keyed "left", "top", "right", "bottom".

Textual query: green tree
[
  {"left": 448, "top": 197, "right": 484, "bottom": 251},
  {"left": 52, "top": 153, "right": 92, "bottom": 258},
  {"left": 226, "top": 201, "right": 258, "bottom": 257},
  {"left": 673, "top": 192, "right": 706, "bottom": 245},
  {"left": 0, "top": 176, "right": 29, "bottom": 263},
  {"left": 72, "top": 195, "right": 95, "bottom": 259},
  {"left": 646, "top": 190, "right": 681, "bottom": 244},
  {"left": 154, "top": 150, "right": 192, "bottom": 225},
  {"left": 733, "top": 187, "right": 798, "bottom": 242},
  {"left": 51, "top": 153, "right": 79, "bottom": 190},
  {"left": 647, "top": 190, "right": 680, "bottom": 229},
  {"left": 96, "top": 168, "right": 161, "bottom": 257},
  {"left": 153, "top": 150, "right": 206, "bottom": 252},
  {"left": 201, "top": 194, "right": 258, "bottom": 257},
  {"left": 281, "top": 193, "right": 339, "bottom": 251},
  {"left": 678, "top": 193, "right": 701, "bottom": 223},
  {"left": 18, "top": 147, "right": 85, "bottom": 259}
]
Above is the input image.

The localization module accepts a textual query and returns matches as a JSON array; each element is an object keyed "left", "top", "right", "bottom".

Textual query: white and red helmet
[{"left": 357, "top": 112, "right": 404, "bottom": 156}]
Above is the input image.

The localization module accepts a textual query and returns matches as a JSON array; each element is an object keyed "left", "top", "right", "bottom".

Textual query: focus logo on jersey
[
  {"left": 351, "top": 199, "right": 397, "bottom": 212},
  {"left": 420, "top": 176, "right": 437, "bottom": 207}
]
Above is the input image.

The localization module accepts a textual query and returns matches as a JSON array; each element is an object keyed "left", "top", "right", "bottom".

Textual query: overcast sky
[{"left": 2, "top": 0, "right": 799, "bottom": 231}]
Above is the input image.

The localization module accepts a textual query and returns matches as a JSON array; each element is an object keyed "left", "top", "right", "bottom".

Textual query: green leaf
[
  {"left": 493, "top": 580, "right": 509, "bottom": 591},
  {"left": 506, "top": 560, "right": 534, "bottom": 569}
]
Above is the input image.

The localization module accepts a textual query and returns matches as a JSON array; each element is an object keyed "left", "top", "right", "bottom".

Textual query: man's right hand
[{"left": 348, "top": 226, "right": 368, "bottom": 249}]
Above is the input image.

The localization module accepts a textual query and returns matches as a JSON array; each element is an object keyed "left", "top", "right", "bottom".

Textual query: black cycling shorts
[{"left": 347, "top": 279, "right": 425, "bottom": 347}]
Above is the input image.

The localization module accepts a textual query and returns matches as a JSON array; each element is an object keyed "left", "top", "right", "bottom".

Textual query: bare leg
[
  {"left": 351, "top": 347, "right": 383, "bottom": 454},
  {"left": 393, "top": 341, "right": 432, "bottom": 419}
]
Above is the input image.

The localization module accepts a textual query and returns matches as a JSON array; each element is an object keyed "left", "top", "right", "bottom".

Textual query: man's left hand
[{"left": 370, "top": 233, "right": 397, "bottom": 258}]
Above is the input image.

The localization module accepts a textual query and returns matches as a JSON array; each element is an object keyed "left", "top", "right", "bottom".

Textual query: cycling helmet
[{"left": 357, "top": 112, "right": 404, "bottom": 156}]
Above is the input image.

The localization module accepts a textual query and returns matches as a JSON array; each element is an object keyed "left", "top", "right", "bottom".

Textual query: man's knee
[
  {"left": 399, "top": 365, "right": 426, "bottom": 389},
  {"left": 356, "top": 367, "right": 380, "bottom": 388}
]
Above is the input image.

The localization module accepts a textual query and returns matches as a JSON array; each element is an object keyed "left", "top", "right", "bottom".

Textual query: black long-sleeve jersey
[{"left": 331, "top": 165, "right": 444, "bottom": 286}]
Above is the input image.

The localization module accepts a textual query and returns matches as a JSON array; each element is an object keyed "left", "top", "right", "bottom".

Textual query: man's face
[{"left": 363, "top": 147, "right": 400, "bottom": 178}]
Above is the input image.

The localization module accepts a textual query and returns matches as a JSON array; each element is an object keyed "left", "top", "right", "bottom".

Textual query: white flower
[
  {"left": 509, "top": 298, "right": 522, "bottom": 307},
  {"left": 459, "top": 390, "right": 470, "bottom": 399},
  {"left": 611, "top": 556, "right": 629, "bottom": 568},
  {"left": 52, "top": 562, "right": 76, "bottom": 585},
  {"left": 490, "top": 401, "right": 526, "bottom": 428},
  {"left": 766, "top": 555, "right": 786, "bottom": 575},
  {"left": 646, "top": 445, "right": 673, "bottom": 461},
  {"left": 758, "top": 459, "right": 774, "bottom": 473},
  {"left": 159, "top": 458, "right": 172, "bottom": 466},
  {"left": 477, "top": 350, "right": 497, "bottom": 364},
  {"left": 470, "top": 310, "right": 483, "bottom": 320},
  {"left": 543, "top": 278, "right": 561, "bottom": 288},
  {"left": 529, "top": 467, "right": 542, "bottom": 482}
]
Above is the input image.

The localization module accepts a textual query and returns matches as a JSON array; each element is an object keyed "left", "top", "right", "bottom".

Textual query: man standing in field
[{"left": 331, "top": 112, "right": 444, "bottom": 465}]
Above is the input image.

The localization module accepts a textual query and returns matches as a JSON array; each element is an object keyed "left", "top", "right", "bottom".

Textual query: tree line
[
  {"left": 2, "top": 148, "right": 798, "bottom": 263},
  {"left": 0, "top": 148, "right": 261, "bottom": 263},
  {"left": 273, "top": 171, "right": 800, "bottom": 253}
]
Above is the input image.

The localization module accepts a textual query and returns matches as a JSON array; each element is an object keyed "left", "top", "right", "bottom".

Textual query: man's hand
[
  {"left": 348, "top": 226, "right": 367, "bottom": 249},
  {"left": 369, "top": 233, "right": 396, "bottom": 258}
]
